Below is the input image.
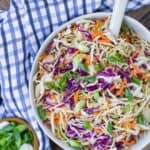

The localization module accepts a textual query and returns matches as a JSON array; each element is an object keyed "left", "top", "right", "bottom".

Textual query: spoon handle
[{"left": 109, "top": 0, "right": 128, "bottom": 37}]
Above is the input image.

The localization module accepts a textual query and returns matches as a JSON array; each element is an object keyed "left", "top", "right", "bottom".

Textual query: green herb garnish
[
  {"left": 84, "top": 75, "right": 96, "bottom": 83},
  {"left": 37, "top": 105, "right": 46, "bottom": 120},
  {"left": 125, "top": 88, "right": 134, "bottom": 101},
  {"left": 78, "top": 63, "right": 89, "bottom": 72},
  {"left": 93, "top": 91, "right": 100, "bottom": 102},
  {"left": 120, "top": 23, "right": 130, "bottom": 34},
  {"left": 0, "top": 122, "right": 33, "bottom": 149},
  {"left": 94, "top": 62, "right": 105, "bottom": 72},
  {"left": 83, "top": 121, "right": 92, "bottom": 130},
  {"left": 73, "top": 55, "right": 83, "bottom": 71},
  {"left": 107, "top": 121, "right": 113, "bottom": 134},
  {"left": 74, "top": 100, "right": 86, "bottom": 113},
  {"left": 68, "top": 140, "right": 82, "bottom": 148},
  {"left": 132, "top": 76, "right": 141, "bottom": 85},
  {"left": 137, "top": 114, "right": 145, "bottom": 125},
  {"left": 112, "top": 113, "right": 118, "bottom": 119},
  {"left": 123, "top": 104, "right": 131, "bottom": 112},
  {"left": 44, "top": 82, "right": 54, "bottom": 90},
  {"left": 56, "top": 72, "right": 74, "bottom": 91},
  {"left": 77, "top": 43, "right": 89, "bottom": 53},
  {"left": 107, "top": 53, "right": 125, "bottom": 64}
]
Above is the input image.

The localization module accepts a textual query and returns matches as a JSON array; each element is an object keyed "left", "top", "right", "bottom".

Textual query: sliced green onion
[
  {"left": 44, "top": 82, "right": 54, "bottom": 90},
  {"left": 68, "top": 140, "right": 82, "bottom": 148},
  {"left": 78, "top": 63, "right": 89, "bottom": 72},
  {"left": 123, "top": 104, "right": 131, "bottom": 112},
  {"left": 84, "top": 75, "right": 96, "bottom": 83},
  {"left": 94, "top": 62, "right": 105, "bottom": 72},
  {"left": 83, "top": 121, "right": 92, "bottom": 130},
  {"left": 57, "top": 78, "right": 67, "bottom": 91},
  {"left": 74, "top": 100, "right": 86, "bottom": 113},
  {"left": 56, "top": 72, "right": 74, "bottom": 91},
  {"left": 121, "top": 23, "right": 130, "bottom": 34},
  {"left": 37, "top": 105, "right": 46, "bottom": 120},
  {"left": 107, "top": 121, "right": 113, "bottom": 134},
  {"left": 137, "top": 114, "right": 145, "bottom": 125},
  {"left": 63, "top": 72, "right": 74, "bottom": 79},
  {"left": 112, "top": 113, "right": 118, "bottom": 119},
  {"left": 93, "top": 91, "right": 100, "bottom": 102},
  {"left": 107, "top": 53, "right": 125, "bottom": 64},
  {"left": 125, "top": 88, "right": 134, "bottom": 101},
  {"left": 77, "top": 43, "right": 89, "bottom": 53},
  {"left": 132, "top": 76, "right": 141, "bottom": 85},
  {"left": 73, "top": 55, "right": 83, "bottom": 71}
]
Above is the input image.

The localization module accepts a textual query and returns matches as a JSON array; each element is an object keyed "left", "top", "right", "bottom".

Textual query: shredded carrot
[
  {"left": 121, "top": 139, "right": 136, "bottom": 146},
  {"left": 129, "top": 48, "right": 144, "bottom": 76},
  {"left": 99, "top": 36, "right": 112, "bottom": 43},
  {"left": 94, "top": 127, "right": 103, "bottom": 135},
  {"left": 54, "top": 113, "right": 60, "bottom": 125},
  {"left": 95, "top": 19, "right": 101, "bottom": 30},
  {"left": 92, "top": 32, "right": 103, "bottom": 39},
  {"left": 122, "top": 119, "right": 136, "bottom": 129},
  {"left": 74, "top": 49, "right": 80, "bottom": 55},
  {"left": 93, "top": 111, "right": 99, "bottom": 116},
  {"left": 75, "top": 112, "right": 81, "bottom": 116},
  {"left": 142, "top": 74, "right": 150, "bottom": 80},
  {"left": 116, "top": 78, "right": 127, "bottom": 96},
  {"left": 38, "top": 53, "right": 47, "bottom": 61},
  {"left": 92, "top": 32, "right": 111, "bottom": 43},
  {"left": 125, "top": 35, "right": 130, "bottom": 42},
  {"left": 85, "top": 55, "right": 91, "bottom": 65},
  {"left": 130, "top": 119, "right": 137, "bottom": 129},
  {"left": 74, "top": 90, "right": 80, "bottom": 104}
]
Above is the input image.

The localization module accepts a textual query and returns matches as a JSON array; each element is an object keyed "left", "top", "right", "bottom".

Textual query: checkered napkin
[{"left": 0, "top": 0, "right": 149, "bottom": 149}]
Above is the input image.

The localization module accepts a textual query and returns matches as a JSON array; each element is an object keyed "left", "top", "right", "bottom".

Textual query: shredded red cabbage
[
  {"left": 68, "top": 47, "right": 77, "bottom": 54},
  {"left": 53, "top": 53, "right": 65, "bottom": 75},
  {"left": 92, "top": 134, "right": 112, "bottom": 150},
  {"left": 98, "top": 78, "right": 112, "bottom": 89},
  {"left": 97, "top": 68, "right": 116, "bottom": 77},
  {"left": 78, "top": 26, "right": 92, "bottom": 40},
  {"left": 115, "top": 142, "right": 124, "bottom": 150},
  {"left": 84, "top": 107, "right": 99, "bottom": 115},
  {"left": 86, "top": 84, "right": 99, "bottom": 91},
  {"left": 77, "top": 68, "right": 89, "bottom": 76}
]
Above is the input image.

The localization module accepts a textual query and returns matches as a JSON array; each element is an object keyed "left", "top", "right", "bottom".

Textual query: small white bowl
[{"left": 29, "top": 12, "right": 150, "bottom": 150}]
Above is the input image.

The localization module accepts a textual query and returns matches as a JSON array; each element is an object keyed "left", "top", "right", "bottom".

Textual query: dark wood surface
[{"left": 0, "top": 1, "right": 149, "bottom": 150}]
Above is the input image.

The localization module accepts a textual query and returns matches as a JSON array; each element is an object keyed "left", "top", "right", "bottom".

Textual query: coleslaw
[{"left": 33, "top": 17, "right": 150, "bottom": 150}]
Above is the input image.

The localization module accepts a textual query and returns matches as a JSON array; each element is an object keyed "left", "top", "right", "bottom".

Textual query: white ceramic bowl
[{"left": 29, "top": 12, "right": 150, "bottom": 150}]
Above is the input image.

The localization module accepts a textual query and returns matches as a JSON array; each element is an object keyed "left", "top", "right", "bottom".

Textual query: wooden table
[{"left": 0, "top": 1, "right": 150, "bottom": 150}]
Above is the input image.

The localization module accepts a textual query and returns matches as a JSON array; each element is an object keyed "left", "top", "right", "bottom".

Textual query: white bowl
[{"left": 29, "top": 12, "right": 150, "bottom": 150}]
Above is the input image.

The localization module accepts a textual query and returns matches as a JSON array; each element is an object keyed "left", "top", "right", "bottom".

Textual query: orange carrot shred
[
  {"left": 121, "top": 139, "right": 136, "bottom": 146},
  {"left": 85, "top": 55, "right": 91, "bottom": 65},
  {"left": 116, "top": 78, "right": 127, "bottom": 96},
  {"left": 38, "top": 53, "right": 47, "bottom": 61},
  {"left": 74, "top": 90, "right": 80, "bottom": 104},
  {"left": 142, "top": 74, "right": 150, "bottom": 80},
  {"left": 94, "top": 127, "right": 103, "bottom": 135}
]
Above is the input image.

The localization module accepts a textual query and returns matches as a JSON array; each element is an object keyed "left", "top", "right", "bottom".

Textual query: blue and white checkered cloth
[{"left": 0, "top": 0, "right": 149, "bottom": 149}]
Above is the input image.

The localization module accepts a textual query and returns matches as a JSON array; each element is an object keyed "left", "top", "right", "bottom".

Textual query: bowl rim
[
  {"left": 29, "top": 12, "right": 150, "bottom": 150},
  {"left": 0, "top": 117, "right": 39, "bottom": 150}
]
